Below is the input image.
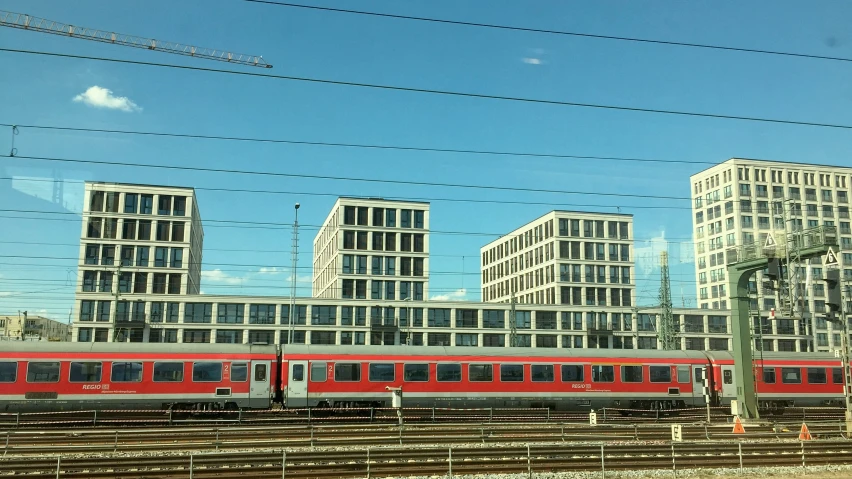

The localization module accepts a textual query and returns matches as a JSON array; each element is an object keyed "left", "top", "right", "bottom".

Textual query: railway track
[
  {"left": 0, "top": 406, "right": 843, "bottom": 429},
  {"left": 1, "top": 441, "right": 851, "bottom": 478},
  {"left": 1, "top": 421, "right": 847, "bottom": 456}
]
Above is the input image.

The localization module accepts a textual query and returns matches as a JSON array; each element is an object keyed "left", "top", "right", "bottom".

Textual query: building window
[
  {"left": 217, "top": 304, "right": 244, "bottom": 324},
  {"left": 311, "top": 331, "right": 336, "bottom": 345},
  {"left": 167, "top": 274, "right": 181, "bottom": 294},
  {"left": 281, "top": 305, "right": 307, "bottom": 325},
  {"left": 455, "top": 309, "right": 478, "bottom": 328},
  {"left": 483, "top": 333, "right": 505, "bottom": 347},
  {"left": 155, "top": 248, "right": 167, "bottom": 268},
  {"left": 216, "top": 330, "right": 243, "bottom": 344},
  {"left": 455, "top": 333, "right": 478, "bottom": 346},
  {"left": 184, "top": 303, "right": 213, "bottom": 323},
  {"left": 171, "top": 223, "right": 185, "bottom": 242},
  {"left": 427, "top": 333, "right": 451, "bottom": 346},
  {"left": 138, "top": 220, "right": 151, "bottom": 240},
  {"left": 414, "top": 210, "right": 425, "bottom": 228},
  {"left": 173, "top": 196, "right": 186, "bottom": 216},
  {"left": 428, "top": 308, "right": 451, "bottom": 327},
  {"left": 249, "top": 304, "right": 276, "bottom": 325},
  {"left": 158, "top": 195, "right": 172, "bottom": 215},
  {"left": 248, "top": 330, "right": 275, "bottom": 344},
  {"left": 183, "top": 329, "right": 211, "bottom": 343},
  {"left": 82, "top": 271, "right": 96, "bottom": 292},
  {"left": 311, "top": 305, "right": 336, "bottom": 325}
]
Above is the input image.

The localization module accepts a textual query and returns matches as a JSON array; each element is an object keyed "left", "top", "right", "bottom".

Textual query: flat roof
[
  {"left": 691, "top": 157, "right": 852, "bottom": 177},
  {"left": 338, "top": 196, "right": 430, "bottom": 205},
  {"left": 85, "top": 181, "right": 196, "bottom": 193}
]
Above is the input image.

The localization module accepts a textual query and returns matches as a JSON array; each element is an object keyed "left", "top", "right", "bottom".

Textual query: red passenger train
[{"left": 0, "top": 342, "right": 845, "bottom": 414}]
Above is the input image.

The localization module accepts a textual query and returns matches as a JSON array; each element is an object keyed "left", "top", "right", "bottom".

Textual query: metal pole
[
  {"left": 601, "top": 443, "right": 606, "bottom": 479},
  {"left": 289, "top": 203, "right": 300, "bottom": 344},
  {"left": 527, "top": 443, "right": 531, "bottom": 479},
  {"left": 282, "top": 450, "right": 286, "bottom": 479},
  {"left": 189, "top": 453, "right": 194, "bottom": 479},
  {"left": 55, "top": 456, "right": 60, "bottom": 479},
  {"left": 448, "top": 447, "right": 453, "bottom": 478}
]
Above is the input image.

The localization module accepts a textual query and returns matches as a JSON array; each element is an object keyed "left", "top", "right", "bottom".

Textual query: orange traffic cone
[
  {"left": 799, "top": 423, "right": 812, "bottom": 441},
  {"left": 732, "top": 416, "right": 745, "bottom": 434}
]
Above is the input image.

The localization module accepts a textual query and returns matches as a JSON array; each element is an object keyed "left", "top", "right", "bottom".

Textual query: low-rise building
[{"left": 0, "top": 314, "right": 71, "bottom": 341}]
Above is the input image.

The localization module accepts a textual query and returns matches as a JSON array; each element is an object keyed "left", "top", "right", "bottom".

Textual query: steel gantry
[{"left": 725, "top": 225, "right": 837, "bottom": 419}]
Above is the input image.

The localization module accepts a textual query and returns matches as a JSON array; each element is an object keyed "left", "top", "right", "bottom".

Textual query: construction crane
[{"left": 0, "top": 10, "right": 271, "bottom": 68}]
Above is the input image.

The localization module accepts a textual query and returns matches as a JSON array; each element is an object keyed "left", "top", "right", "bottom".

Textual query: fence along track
[
  {"left": 2, "top": 421, "right": 848, "bottom": 456},
  {"left": 2, "top": 441, "right": 852, "bottom": 479}
]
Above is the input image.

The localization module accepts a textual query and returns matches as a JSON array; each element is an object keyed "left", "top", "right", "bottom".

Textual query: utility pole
[
  {"left": 509, "top": 291, "right": 517, "bottom": 347},
  {"left": 112, "top": 262, "right": 123, "bottom": 342},
  {"left": 288, "top": 203, "right": 300, "bottom": 345}
]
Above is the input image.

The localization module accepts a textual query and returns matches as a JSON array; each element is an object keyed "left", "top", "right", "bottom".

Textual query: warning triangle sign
[
  {"left": 732, "top": 416, "right": 745, "bottom": 434},
  {"left": 824, "top": 247, "right": 839, "bottom": 267},
  {"left": 764, "top": 233, "right": 776, "bottom": 248},
  {"left": 799, "top": 423, "right": 812, "bottom": 441}
]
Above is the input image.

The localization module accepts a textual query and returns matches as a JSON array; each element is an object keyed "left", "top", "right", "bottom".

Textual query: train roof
[
  {"left": 0, "top": 342, "right": 277, "bottom": 355},
  {"left": 280, "top": 344, "right": 713, "bottom": 360}
]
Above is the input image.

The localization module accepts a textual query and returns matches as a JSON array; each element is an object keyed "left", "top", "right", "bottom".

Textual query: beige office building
[
  {"left": 480, "top": 211, "right": 634, "bottom": 308},
  {"left": 690, "top": 158, "right": 852, "bottom": 352},
  {"left": 313, "top": 197, "right": 430, "bottom": 301}
]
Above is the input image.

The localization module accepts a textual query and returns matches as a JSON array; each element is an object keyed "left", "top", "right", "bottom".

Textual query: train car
[
  {"left": 279, "top": 345, "right": 714, "bottom": 412},
  {"left": 704, "top": 351, "right": 844, "bottom": 414},
  {"left": 0, "top": 342, "right": 278, "bottom": 413}
]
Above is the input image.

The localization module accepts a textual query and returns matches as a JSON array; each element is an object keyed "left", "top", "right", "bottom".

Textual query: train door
[
  {"left": 692, "top": 365, "right": 707, "bottom": 405},
  {"left": 249, "top": 360, "right": 272, "bottom": 408},
  {"left": 720, "top": 365, "right": 736, "bottom": 400},
  {"left": 286, "top": 360, "right": 308, "bottom": 408}
]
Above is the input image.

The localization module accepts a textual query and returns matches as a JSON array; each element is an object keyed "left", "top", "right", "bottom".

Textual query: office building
[
  {"left": 690, "top": 158, "right": 852, "bottom": 352},
  {"left": 312, "top": 197, "right": 430, "bottom": 301},
  {"left": 480, "top": 211, "right": 634, "bottom": 308},
  {"left": 75, "top": 181, "right": 203, "bottom": 342}
]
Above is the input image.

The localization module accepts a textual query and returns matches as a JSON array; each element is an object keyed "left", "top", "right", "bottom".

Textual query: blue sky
[{"left": 2, "top": 0, "right": 852, "bottom": 320}]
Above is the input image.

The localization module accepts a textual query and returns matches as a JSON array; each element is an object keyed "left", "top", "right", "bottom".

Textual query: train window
[
  {"left": 723, "top": 370, "right": 732, "bottom": 384},
  {"left": 500, "top": 364, "right": 524, "bottom": 382},
  {"left": 763, "top": 368, "right": 776, "bottom": 384},
  {"left": 193, "top": 362, "right": 223, "bottom": 382},
  {"left": 27, "top": 362, "right": 60, "bottom": 383},
  {"left": 369, "top": 363, "right": 395, "bottom": 382},
  {"left": 621, "top": 366, "right": 643, "bottom": 383},
  {"left": 255, "top": 364, "right": 267, "bottom": 381},
  {"left": 531, "top": 365, "right": 554, "bottom": 382},
  {"left": 807, "top": 368, "right": 827, "bottom": 384},
  {"left": 334, "top": 363, "right": 361, "bottom": 382},
  {"left": 694, "top": 368, "right": 704, "bottom": 384},
  {"left": 592, "top": 365, "right": 614, "bottom": 383},
  {"left": 833, "top": 368, "right": 843, "bottom": 384},
  {"left": 231, "top": 363, "right": 248, "bottom": 382},
  {"left": 781, "top": 367, "right": 801, "bottom": 384},
  {"left": 677, "top": 366, "right": 690, "bottom": 384},
  {"left": 404, "top": 364, "right": 429, "bottom": 382},
  {"left": 112, "top": 362, "right": 143, "bottom": 382},
  {"left": 437, "top": 364, "right": 461, "bottom": 382},
  {"left": 153, "top": 362, "right": 184, "bottom": 382},
  {"left": 310, "top": 362, "right": 327, "bottom": 382},
  {"left": 0, "top": 362, "right": 17, "bottom": 382},
  {"left": 69, "top": 362, "right": 102, "bottom": 383},
  {"left": 649, "top": 366, "right": 671, "bottom": 383},
  {"left": 561, "top": 365, "right": 584, "bottom": 382},
  {"left": 292, "top": 364, "right": 304, "bottom": 382},
  {"left": 468, "top": 364, "right": 493, "bottom": 382}
]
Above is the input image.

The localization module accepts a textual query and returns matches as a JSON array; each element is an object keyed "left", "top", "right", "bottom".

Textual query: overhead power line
[
  {"left": 0, "top": 122, "right": 714, "bottom": 166},
  {"left": 2, "top": 47, "right": 851, "bottom": 131},
  {"left": 3, "top": 154, "right": 688, "bottom": 201},
  {"left": 244, "top": 1, "right": 852, "bottom": 65}
]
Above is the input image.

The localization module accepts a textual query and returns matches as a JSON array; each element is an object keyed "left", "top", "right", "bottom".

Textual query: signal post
[{"left": 726, "top": 226, "right": 837, "bottom": 419}]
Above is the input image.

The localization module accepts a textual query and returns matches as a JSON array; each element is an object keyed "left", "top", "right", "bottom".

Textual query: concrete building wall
[
  {"left": 312, "top": 197, "right": 430, "bottom": 301},
  {"left": 480, "top": 211, "right": 634, "bottom": 307}
]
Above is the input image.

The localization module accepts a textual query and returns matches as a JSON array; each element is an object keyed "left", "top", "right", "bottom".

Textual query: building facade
[
  {"left": 690, "top": 158, "right": 852, "bottom": 352},
  {"left": 0, "top": 314, "right": 71, "bottom": 341},
  {"left": 312, "top": 197, "right": 430, "bottom": 301},
  {"left": 480, "top": 211, "right": 634, "bottom": 308},
  {"left": 69, "top": 289, "right": 739, "bottom": 351},
  {"left": 76, "top": 182, "right": 203, "bottom": 342}
]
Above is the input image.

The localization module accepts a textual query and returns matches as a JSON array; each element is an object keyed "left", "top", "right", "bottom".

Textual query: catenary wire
[
  {"left": 0, "top": 175, "right": 694, "bottom": 211},
  {"left": 2, "top": 48, "right": 852, "bottom": 130},
  {"left": 2, "top": 154, "right": 689, "bottom": 201},
  {"left": 0, "top": 122, "right": 716, "bottom": 166},
  {"left": 243, "top": 1, "right": 852, "bottom": 65}
]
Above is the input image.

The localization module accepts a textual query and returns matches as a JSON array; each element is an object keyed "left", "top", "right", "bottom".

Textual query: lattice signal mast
[
  {"left": 657, "top": 251, "right": 677, "bottom": 350},
  {"left": 0, "top": 10, "right": 272, "bottom": 68}
]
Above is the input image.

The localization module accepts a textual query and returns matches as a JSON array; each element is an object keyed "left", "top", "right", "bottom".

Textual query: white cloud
[
  {"left": 201, "top": 269, "right": 244, "bottom": 285},
  {"left": 430, "top": 288, "right": 468, "bottom": 301},
  {"left": 73, "top": 86, "right": 141, "bottom": 112},
  {"left": 258, "top": 267, "right": 285, "bottom": 275},
  {"left": 0, "top": 292, "right": 13, "bottom": 297},
  {"left": 521, "top": 57, "right": 542, "bottom": 65}
]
